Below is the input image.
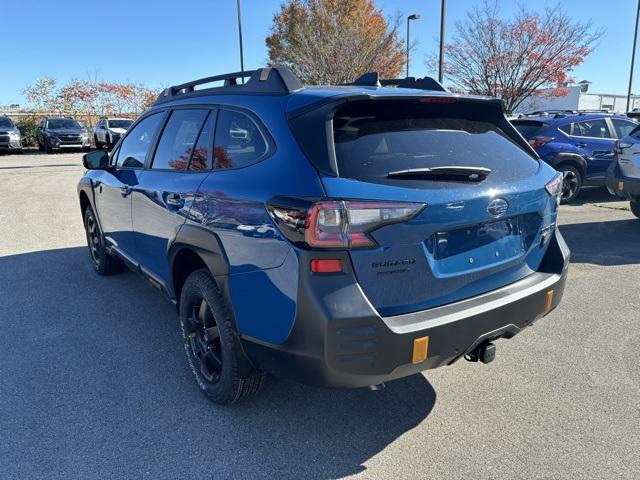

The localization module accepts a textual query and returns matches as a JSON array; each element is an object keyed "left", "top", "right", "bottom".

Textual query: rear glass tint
[
  {"left": 332, "top": 101, "right": 538, "bottom": 184},
  {"left": 511, "top": 120, "right": 548, "bottom": 138}
]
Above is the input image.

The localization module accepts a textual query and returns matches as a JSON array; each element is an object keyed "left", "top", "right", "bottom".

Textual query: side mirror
[{"left": 83, "top": 150, "right": 109, "bottom": 170}]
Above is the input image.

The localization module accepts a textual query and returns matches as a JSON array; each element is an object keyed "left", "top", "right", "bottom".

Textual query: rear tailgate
[{"left": 292, "top": 96, "right": 559, "bottom": 316}]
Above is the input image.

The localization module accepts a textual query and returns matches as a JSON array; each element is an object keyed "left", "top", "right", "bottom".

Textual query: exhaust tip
[{"left": 369, "top": 383, "right": 386, "bottom": 391}]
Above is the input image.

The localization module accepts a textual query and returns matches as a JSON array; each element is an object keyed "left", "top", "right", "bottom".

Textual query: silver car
[
  {"left": 93, "top": 117, "right": 133, "bottom": 150},
  {"left": 0, "top": 116, "right": 22, "bottom": 153},
  {"left": 606, "top": 126, "right": 640, "bottom": 218}
]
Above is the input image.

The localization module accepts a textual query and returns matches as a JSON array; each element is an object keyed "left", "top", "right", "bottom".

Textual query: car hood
[
  {"left": 108, "top": 128, "right": 127, "bottom": 134},
  {"left": 48, "top": 129, "right": 85, "bottom": 135}
]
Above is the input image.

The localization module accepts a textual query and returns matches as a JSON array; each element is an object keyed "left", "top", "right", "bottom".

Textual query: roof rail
[
  {"left": 346, "top": 72, "right": 447, "bottom": 92},
  {"left": 154, "top": 66, "right": 304, "bottom": 105}
]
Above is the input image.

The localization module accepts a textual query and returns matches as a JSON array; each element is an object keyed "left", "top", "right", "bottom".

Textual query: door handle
[
  {"left": 120, "top": 185, "right": 131, "bottom": 196},
  {"left": 166, "top": 193, "right": 185, "bottom": 207}
]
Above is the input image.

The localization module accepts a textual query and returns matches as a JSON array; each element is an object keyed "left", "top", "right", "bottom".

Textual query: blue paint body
[{"left": 84, "top": 84, "right": 561, "bottom": 346}]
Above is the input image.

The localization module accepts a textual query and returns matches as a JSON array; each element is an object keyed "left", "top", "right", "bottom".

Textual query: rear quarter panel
[{"left": 184, "top": 96, "right": 326, "bottom": 343}]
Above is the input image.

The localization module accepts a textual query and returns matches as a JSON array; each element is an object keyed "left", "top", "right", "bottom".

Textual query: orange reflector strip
[
  {"left": 545, "top": 290, "right": 554, "bottom": 312},
  {"left": 618, "top": 181, "right": 624, "bottom": 191},
  {"left": 412, "top": 336, "right": 429, "bottom": 364}
]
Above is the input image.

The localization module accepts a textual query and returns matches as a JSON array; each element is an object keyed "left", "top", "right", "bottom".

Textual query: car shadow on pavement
[
  {"left": 567, "top": 187, "right": 620, "bottom": 206},
  {"left": 0, "top": 246, "right": 436, "bottom": 480},
  {"left": 559, "top": 218, "right": 640, "bottom": 265}
]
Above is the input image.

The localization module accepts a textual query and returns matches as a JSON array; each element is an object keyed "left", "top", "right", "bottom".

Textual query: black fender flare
[
  {"left": 167, "top": 223, "right": 230, "bottom": 280},
  {"left": 168, "top": 224, "right": 257, "bottom": 375},
  {"left": 77, "top": 176, "right": 103, "bottom": 232},
  {"left": 548, "top": 153, "right": 587, "bottom": 179}
]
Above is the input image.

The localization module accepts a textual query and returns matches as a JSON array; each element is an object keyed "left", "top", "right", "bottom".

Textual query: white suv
[{"left": 93, "top": 118, "right": 133, "bottom": 149}]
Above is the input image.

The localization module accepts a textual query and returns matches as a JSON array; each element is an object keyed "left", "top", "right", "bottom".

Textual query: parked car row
[
  {"left": 0, "top": 115, "right": 134, "bottom": 154},
  {"left": 511, "top": 111, "right": 639, "bottom": 204}
]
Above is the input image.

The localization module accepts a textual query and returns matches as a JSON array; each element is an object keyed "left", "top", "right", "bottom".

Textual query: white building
[{"left": 515, "top": 81, "right": 640, "bottom": 114}]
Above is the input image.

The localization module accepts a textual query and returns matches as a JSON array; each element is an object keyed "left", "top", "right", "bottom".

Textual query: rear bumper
[
  {"left": 242, "top": 229, "right": 570, "bottom": 388},
  {"left": 606, "top": 163, "right": 640, "bottom": 198}
]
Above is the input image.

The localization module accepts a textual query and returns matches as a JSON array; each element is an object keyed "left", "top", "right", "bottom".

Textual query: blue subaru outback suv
[
  {"left": 512, "top": 112, "right": 638, "bottom": 203},
  {"left": 78, "top": 67, "right": 570, "bottom": 404}
]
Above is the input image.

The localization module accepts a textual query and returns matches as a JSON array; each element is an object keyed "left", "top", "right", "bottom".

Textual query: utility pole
[
  {"left": 627, "top": 0, "right": 640, "bottom": 112},
  {"left": 236, "top": 0, "right": 245, "bottom": 82},
  {"left": 438, "top": 0, "right": 447, "bottom": 84},
  {"left": 406, "top": 14, "right": 420, "bottom": 78}
]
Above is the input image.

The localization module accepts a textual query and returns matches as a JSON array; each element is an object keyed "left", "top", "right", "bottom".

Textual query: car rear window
[
  {"left": 332, "top": 100, "right": 538, "bottom": 185},
  {"left": 511, "top": 120, "right": 548, "bottom": 138}
]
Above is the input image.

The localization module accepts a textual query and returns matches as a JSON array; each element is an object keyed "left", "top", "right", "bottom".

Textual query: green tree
[{"left": 266, "top": 0, "right": 405, "bottom": 85}]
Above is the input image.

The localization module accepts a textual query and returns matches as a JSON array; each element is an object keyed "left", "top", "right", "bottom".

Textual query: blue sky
[{"left": 1, "top": 0, "right": 637, "bottom": 105}]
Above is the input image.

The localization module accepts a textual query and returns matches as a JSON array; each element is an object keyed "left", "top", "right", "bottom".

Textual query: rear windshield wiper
[{"left": 386, "top": 166, "right": 492, "bottom": 182}]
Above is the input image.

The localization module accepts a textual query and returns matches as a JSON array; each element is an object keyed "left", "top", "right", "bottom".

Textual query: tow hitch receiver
[{"left": 465, "top": 342, "right": 496, "bottom": 364}]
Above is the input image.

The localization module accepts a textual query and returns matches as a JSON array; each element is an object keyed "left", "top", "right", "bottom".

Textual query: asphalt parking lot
[{"left": 1, "top": 151, "right": 639, "bottom": 480}]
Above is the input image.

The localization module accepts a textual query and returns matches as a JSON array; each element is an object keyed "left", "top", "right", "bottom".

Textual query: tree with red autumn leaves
[
  {"left": 266, "top": 0, "right": 405, "bottom": 85},
  {"left": 23, "top": 77, "right": 160, "bottom": 126},
  {"left": 438, "top": 1, "right": 603, "bottom": 113}
]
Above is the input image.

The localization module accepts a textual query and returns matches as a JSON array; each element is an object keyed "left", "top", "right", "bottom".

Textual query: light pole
[
  {"left": 406, "top": 14, "right": 420, "bottom": 78},
  {"left": 438, "top": 0, "right": 446, "bottom": 83},
  {"left": 627, "top": 0, "right": 640, "bottom": 112},
  {"left": 236, "top": 0, "right": 245, "bottom": 82}
]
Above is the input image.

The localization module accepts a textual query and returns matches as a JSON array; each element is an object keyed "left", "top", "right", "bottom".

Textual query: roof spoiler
[{"left": 345, "top": 72, "right": 447, "bottom": 92}]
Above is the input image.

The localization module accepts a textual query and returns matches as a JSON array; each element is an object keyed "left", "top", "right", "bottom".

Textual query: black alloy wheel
[
  {"left": 558, "top": 165, "right": 582, "bottom": 204},
  {"left": 184, "top": 296, "right": 223, "bottom": 384},
  {"left": 179, "top": 269, "right": 266, "bottom": 405}
]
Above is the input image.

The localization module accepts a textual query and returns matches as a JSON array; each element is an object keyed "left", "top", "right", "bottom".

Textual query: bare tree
[
  {"left": 435, "top": 1, "right": 603, "bottom": 112},
  {"left": 23, "top": 78, "right": 60, "bottom": 113},
  {"left": 266, "top": 0, "right": 405, "bottom": 85}
]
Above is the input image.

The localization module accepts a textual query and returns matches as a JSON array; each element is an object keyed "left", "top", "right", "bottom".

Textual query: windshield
[
  {"left": 108, "top": 119, "right": 133, "bottom": 129},
  {"left": 47, "top": 119, "right": 81, "bottom": 129},
  {"left": 0, "top": 117, "right": 14, "bottom": 129},
  {"left": 332, "top": 100, "right": 538, "bottom": 186}
]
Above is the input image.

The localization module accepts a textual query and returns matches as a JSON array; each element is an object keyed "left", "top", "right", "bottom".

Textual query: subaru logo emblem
[{"left": 487, "top": 198, "right": 509, "bottom": 218}]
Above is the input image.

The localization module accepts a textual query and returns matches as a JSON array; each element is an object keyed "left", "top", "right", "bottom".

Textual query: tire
[
  {"left": 94, "top": 135, "right": 102, "bottom": 149},
  {"left": 631, "top": 198, "right": 640, "bottom": 219},
  {"left": 179, "top": 269, "right": 266, "bottom": 405},
  {"left": 83, "top": 207, "right": 124, "bottom": 275},
  {"left": 557, "top": 164, "right": 582, "bottom": 204},
  {"left": 38, "top": 140, "right": 44, "bottom": 152},
  {"left": 45, "top": 139, "right": 53, "bottom": 154}
]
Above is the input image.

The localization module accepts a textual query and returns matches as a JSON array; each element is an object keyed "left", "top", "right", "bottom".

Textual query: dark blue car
[
  {"left": 78, "top": 67, "right": 569, "bottom": 405},
  {"left": 512, "top": 112, "right": 638, "bottom": 202}
]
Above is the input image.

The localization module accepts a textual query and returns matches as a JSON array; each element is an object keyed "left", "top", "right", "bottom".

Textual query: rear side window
[
  {"left": 213, "top": 110, "right": 267, "bottom": 169},
  {"left": 511, "top": 120, "right": 548, "bottom": 138},
  {"left": 332, "top": 101, "right": 538, "bottom": 185},
  {"left": 116, "top": 112, "right": 164, "bottom": 168},
  {"left": 152, "top": 109, "right": 209, "bottom": 170},
  {"left": 561, "top": 119, "right": 611, "bottom": 138}
]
